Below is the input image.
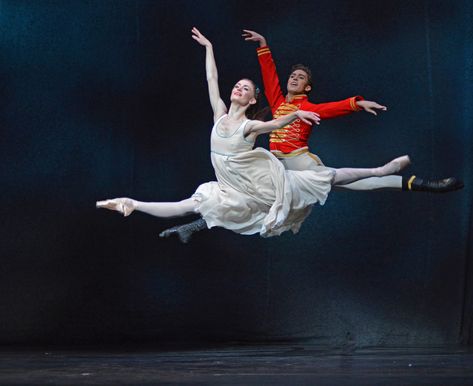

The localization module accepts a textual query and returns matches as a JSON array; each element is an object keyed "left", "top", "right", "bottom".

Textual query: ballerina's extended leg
[
  {"left": 333, "top": 155, "right": 410, "bottom": 186},
  {"left": 96, "top": 198, "right": 197, "bottom": 218}
]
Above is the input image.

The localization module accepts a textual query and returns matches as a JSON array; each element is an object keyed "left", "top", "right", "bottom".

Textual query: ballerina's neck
[{"left": 228, "top": 102, "right": 249, "bottom": 119}]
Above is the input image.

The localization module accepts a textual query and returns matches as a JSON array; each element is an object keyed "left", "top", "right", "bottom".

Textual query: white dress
[{"left": 193, "top": 115, "right": 335, "bottom": 237}]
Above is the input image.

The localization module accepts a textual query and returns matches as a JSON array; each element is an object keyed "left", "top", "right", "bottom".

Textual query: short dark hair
[{"left": 290, "top": 64, "right": 313, "bottom": 93}]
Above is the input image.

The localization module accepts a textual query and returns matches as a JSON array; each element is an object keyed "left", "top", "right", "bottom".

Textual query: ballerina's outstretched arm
[
  {"left": 97, "top": 29, "right": 227, "bottom": 218},
  {"left": 244, "top": 110, "right": 320, "bottom": 140},
  {"left": 244, "top": 110, "right": 410, "bottom": 185},
  {"left": 191, "top": 27, "right": 227, "bottom": 122}
]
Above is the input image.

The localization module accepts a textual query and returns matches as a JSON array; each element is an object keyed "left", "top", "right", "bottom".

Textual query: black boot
[
  {"left": 402, "top": 175, "right": 464, "bottom": 193},
  {"left": 159, "top": 218, "right": 208, "bottom": 243}
]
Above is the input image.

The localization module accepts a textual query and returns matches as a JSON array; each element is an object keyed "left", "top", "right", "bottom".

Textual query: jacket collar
[{"left": 286, "top": 94, "right": 308, "bottom": 103}]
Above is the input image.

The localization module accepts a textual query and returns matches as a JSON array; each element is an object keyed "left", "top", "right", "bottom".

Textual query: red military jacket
[{"left": 257, "top": 46, "right": 364, "bottom": 155}]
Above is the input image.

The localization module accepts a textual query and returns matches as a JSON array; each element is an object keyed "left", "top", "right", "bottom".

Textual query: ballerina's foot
[
  {"left": 376, "top": 155, "right": 411, "bottom": 176},
  {"left": 96, "top": 198, "right": 136, "bottom": 217}
]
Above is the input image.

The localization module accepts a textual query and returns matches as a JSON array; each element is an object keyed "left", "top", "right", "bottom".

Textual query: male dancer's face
[{"left": 287, "top": 69, "right": 311, "bottom": 95}]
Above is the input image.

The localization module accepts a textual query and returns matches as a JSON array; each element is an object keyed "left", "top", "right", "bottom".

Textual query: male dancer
[
  {"left": 159, "top": 30, "right": 463, "bottom": 242},
  {"left": 242, "top": 29, "right": 462, "bottom": 192}
]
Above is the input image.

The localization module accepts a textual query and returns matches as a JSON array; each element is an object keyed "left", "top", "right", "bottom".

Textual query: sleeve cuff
[
  {"left": 350, "top": 95, "right": 364, "bottom": 111},
  {"left": 256, "top": 46, "right": 271, "bottom": 56}
]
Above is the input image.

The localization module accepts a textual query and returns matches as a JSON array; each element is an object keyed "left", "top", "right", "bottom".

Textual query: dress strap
[
  {"left": 238, "top": 119, "right": 251, "bottom": 133},
  {"left": 240, "top": 119, "right": 254, "bottom": 143},
  {"left": 213, "top": 114, "right": 227, "bottom": 127}
]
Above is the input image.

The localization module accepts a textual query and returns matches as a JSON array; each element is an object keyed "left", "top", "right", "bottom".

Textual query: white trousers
[{"left": 277, "top": 152, "right": 402, "bottom": 191}]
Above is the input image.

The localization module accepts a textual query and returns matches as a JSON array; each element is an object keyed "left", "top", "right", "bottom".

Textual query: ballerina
[{"left": 97, "top": 28, "right": 409, "bottom": 237}]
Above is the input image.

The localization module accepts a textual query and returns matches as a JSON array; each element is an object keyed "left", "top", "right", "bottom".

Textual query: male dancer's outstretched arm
[{"left": 243, "top": 30, "right": 386, "bottom": 118}]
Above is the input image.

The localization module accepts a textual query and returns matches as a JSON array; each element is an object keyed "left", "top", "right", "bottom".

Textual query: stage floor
[{"left": 1, "top": 345, "right": 472, "bottom": 385}]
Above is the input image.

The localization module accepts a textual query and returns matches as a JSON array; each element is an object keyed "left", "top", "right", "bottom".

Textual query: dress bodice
[{"left": 210, "top": 115, "right": 254, "bottom": 156}]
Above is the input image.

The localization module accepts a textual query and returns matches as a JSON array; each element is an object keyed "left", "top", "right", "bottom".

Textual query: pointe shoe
[
  {"left": 392, "top": 155, "right": 411, "bottom": 172},
  {"left": 375, "top": 155, "right": 411, "bottom": 176},
  {"left": 96, "top": 198, "right": 136, "bottom": 217}
]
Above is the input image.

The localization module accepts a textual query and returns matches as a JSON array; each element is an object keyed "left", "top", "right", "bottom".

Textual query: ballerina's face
[{"left": 230, "top": 79, "right": 257, "bottom": 106}]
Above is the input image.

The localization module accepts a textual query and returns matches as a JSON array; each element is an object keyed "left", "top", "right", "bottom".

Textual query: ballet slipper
[
  {"left": 375, "top": 155, "right": 411, "bottom": 176},
  {"left": 391, "top": 155, "right": 411, "bottom": 171},
  {"left": 96, "top": 198, "right": 136, "bottom": 217}
]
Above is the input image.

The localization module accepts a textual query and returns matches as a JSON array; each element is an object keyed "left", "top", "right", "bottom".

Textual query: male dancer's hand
[
  {"left": 242, "top": 29, "right": 267, "bottom": 47},
  {"left": 356, "top": 100, "right": 387, "bottom": 116}
]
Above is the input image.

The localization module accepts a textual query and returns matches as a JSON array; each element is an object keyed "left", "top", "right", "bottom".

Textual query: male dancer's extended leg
[{"left": 280, "top": 152, "right": 463, "bottom": 192}]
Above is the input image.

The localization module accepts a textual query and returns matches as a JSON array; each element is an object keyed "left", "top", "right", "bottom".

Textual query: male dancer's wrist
[{"left": 353, "top": 96, "right": 365, "bottom": 111}]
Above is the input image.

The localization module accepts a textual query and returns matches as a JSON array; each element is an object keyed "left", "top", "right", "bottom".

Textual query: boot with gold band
[
  {"left": 402, "top": 175, "right": 464, "bottom": 193},
  {"left": 159, "top": 218, "right": 207, "bottom": 243}
]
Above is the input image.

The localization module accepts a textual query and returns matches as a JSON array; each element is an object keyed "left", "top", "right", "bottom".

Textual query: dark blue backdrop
[{"left": 1, "top": 0, "right": 472, "bottom": 347}]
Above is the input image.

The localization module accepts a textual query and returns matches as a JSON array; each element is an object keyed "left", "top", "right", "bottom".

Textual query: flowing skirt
[{"left": 193, "top": 147, "right": 334, "bottom": 237}]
